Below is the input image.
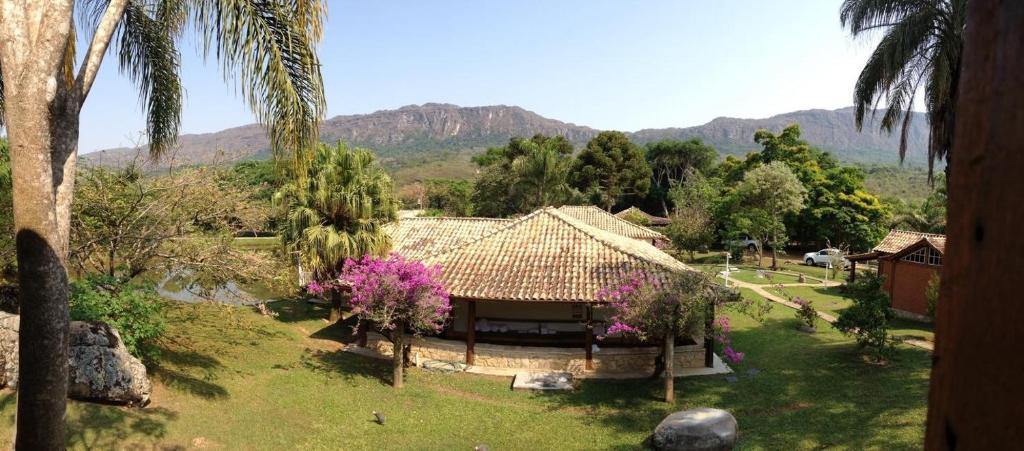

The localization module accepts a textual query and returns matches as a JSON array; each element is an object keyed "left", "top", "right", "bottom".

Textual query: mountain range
[{"left": 81, "top": 103, "right": 930, "bottom": 168}]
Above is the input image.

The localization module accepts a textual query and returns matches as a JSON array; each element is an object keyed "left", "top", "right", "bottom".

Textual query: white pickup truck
[{"left": 803, "top": 248, "right": 850, "bottom": 268}]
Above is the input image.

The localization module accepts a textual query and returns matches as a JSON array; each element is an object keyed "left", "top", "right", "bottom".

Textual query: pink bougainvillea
[
  {"left": 597, "top": 271, "right": 745, "bottom": 364},
  {"left": 341, "top": 254, "right": 451, "bottom": 335}
]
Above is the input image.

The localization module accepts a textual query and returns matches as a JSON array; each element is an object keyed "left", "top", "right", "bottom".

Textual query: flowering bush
[
  {"left": 340, "top": 254, "right": 451, "bottom": 388},
  {"left": 342, "top": 254, "right": 451, "bottom": 335},
  {"left": 793, "top": 296, "right": 818, "bottom": 330},
  {"left": 713, "top": 316, "right": 744, "bottom": 363},
  {"left": 599, "top": 271, "right": 745, "bottom": 363}
]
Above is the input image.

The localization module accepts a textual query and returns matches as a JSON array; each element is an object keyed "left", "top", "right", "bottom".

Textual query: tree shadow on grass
[
  {"left": 150, "top": 347, "right": 229, "bottom": 400},
  {"left": 65, "top": 403, "right": 180, "bottom": 450},
  {"left": 300, "top": 347, "right": 393, "bottom": 387},
  {"left": 534, "top": 316, "right": 931, "bottom": 449},
  {"left": 267, "top": 298, "right": 330, "bottom": 323}
]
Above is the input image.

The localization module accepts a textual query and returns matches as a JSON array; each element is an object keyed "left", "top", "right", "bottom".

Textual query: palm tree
[
  {"left": 511, "top": 140, "right": 573, "bottom": 211},
  {"left": 0, "top": 1, "right": 325, "bottom": 446},
  {"left": 841, "top": 0, "right": 968, "bottom": 179},
  {"left": 275, "top": 142, "right": 398, "bottom": 313}
]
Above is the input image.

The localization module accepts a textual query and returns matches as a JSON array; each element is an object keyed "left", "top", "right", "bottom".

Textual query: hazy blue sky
[{"left": 80, "top": 0, "right": 882, "bottom": 153}]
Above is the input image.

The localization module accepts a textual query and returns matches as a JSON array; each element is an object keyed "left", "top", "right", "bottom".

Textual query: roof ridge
[
  {"left": 544, "top": 208, "right": 685, "bottom": 272},
  {"left": 889, "top": 229, "right": 946, "bottom": 238},
  {"left": 399, "top": 216, "right": 511, "bottom": 222},
  {"left": 418, "top": 209, "right": 548, "bottom": 259},
  {"left": 558, "top": 205, "right": 666, "bottom": 239}
]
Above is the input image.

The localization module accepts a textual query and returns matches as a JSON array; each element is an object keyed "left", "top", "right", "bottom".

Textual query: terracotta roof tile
[
  {"left": 874, "top": 230, "right": 947, "bottom": 254},
  {"left": 384, "top": 217, "right": 512, "bottom": 260},
  {"left": 615, "top": 206, "right": 671, "bottom": 226},
  {"left": 557, "top": 205, "right": 666, "bottom": 240},
  {"left": 425, "top": 207, "right": 692, "bottom": 303}
]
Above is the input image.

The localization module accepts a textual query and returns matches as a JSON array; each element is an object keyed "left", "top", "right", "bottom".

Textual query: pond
[{"left": 153, "top": 237, "right": 298, "bottom": 305}]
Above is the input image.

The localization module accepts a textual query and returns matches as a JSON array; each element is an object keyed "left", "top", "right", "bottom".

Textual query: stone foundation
[{"left": 364, "top": 333, "right": 705, "bottom": 376}]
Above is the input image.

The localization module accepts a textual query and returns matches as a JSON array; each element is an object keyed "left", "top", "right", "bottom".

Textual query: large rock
[
  {"left": 651, "top": 408, "right": 738, "bottom": 451},
  {"left": 0, "top": 312, "right": 152, "bottom": 406}
]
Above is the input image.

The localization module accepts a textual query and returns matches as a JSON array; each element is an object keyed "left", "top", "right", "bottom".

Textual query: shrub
[
  {"left": 70, "top": 275, "right": 167, "bottom": 361},
  {"left": 833, "top": 273, "right": 900, "bottom": 362},
  {"left": 793, "top": 297, "right": 817, "bottom": 330}
]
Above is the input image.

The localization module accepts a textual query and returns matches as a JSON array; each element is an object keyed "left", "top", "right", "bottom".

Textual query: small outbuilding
[
  {"left": 558, "top": 205, "right": 670, "bottom": 247},
  {"left": 848, "top": 230, "right": 945, "bottom": 319},
  {"left": 615, "top": 206, "right": 671, "bottom": 227}
]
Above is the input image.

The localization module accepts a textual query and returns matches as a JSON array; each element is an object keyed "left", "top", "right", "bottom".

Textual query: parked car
[
  {"left": 803, "top": 248, "right": 850, "bottom": 268},
  {"left": 725, "top": 235, "right": 761, "bottom": 252}
]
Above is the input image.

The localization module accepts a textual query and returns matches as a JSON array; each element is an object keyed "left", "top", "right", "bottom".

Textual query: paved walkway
[{"left": 720, "top": 273, "right": 934, "bottom": 352}]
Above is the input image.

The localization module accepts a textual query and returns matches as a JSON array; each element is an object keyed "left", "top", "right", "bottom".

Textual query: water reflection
[{"left": 156, "top": 271, "right": 284, "bottom": 306}]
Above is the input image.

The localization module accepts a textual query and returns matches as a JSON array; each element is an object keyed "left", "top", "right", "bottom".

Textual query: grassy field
[
  {"left": 771, "top": 286, "right": 935, "bottom": 343},
  {"left": 0, "top": 297, "right": 930, "bottom": 450}
]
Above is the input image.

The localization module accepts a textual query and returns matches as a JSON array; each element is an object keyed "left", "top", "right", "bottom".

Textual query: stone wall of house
[{"left": 363, "top": 333, "right": 705, "bottom": 376}]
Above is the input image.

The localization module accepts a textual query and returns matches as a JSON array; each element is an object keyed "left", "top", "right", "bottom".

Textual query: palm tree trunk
[{"left": 0, "top": 3, "right": 80, "bottom": 446}]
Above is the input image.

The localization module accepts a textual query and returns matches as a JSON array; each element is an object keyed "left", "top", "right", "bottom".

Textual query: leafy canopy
[
  {"left": 275, "top": 142, "right": 398, "bottom": 279},
  {"left": 570, "top": 131, "right": 652, "bottom": 211}
]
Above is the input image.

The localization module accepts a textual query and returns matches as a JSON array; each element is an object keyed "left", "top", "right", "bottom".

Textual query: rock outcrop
[
  {"left": 651, "top": 408, "right": 738, "bottom": 451},
  {"left": 0, "top": 313, "right": 152, "bottom": 406}
]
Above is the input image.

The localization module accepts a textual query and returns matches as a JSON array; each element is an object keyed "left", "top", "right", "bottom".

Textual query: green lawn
[
  {"left": 771, "top": 286, "right": 935, "bottom": 343},
  {"left": 232, "top": 236, "right": 281, "bottom": 249},
  {"left": 0, "top": 299, "right": 930, "bottom": 449}
]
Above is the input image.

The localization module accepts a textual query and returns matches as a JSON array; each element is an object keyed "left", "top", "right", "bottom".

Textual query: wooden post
[
  {"left": 356, "top": 321, "right": 368, "bottom": 347},
  {"left": 584, "top": 305, "right": 594, "bottom": 371},
  {"left": 465, "top": 300, "right": 476, "bottom": 366},
  {"left": 704, "top": 302, "right": 714, "bottom": 368},
  {"left": 849, "top": 260, "right": 857, "bottom": 283},
  {"left": 328, "top": 289, "right": 343, "bottom": 322},
  {"left": 664, "top": 332, "right": 675, "bottom": 403},
  {"left": 926, "top": 2, "right": 1024, "bottom": 447}
]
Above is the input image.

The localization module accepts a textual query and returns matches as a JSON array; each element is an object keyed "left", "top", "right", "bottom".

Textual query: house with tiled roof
[
  {"left": 370, "top": 207, "right": 711, "bottom": 375},
  {"left": 557, "top": 205, "right": 670, "bottom": 247},
  {"left": 848, "top": 230, "right": 945, "bottom": 318},
  {"left": 615, "top": 206, "right": 671, "bottom": 227}
]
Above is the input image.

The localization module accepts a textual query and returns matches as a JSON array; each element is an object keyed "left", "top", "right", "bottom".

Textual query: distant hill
[{"left": 82, "top": 103, "right": 930, "bottom": 168}]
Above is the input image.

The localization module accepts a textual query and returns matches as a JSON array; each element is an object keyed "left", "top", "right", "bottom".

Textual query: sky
[{"left": 79, "top": 0, "right": 883, "bottom": 153}]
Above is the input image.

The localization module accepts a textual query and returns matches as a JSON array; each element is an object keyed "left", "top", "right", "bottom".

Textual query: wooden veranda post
[
  {"left": 849, "top": 260, "right": 857, "bottom": 283},
  {"left": 704, "top": 302, "right": 714, "bottom": 368},
  {"left": 584, "top": 305, "right": 594, "bottom": 371},
  {"left": 465, "top": 300, "right": 476, "bottom": 366}
]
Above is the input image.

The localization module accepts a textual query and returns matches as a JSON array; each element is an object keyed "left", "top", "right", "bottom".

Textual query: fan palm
[
  {"left": 841, "top": 0, "right": 968, "bottom": 179},
  {"left": 0, "top": 1, "right": 325, "bottom": 446},
  {"left": 511, "top": 140, "right": 573, "bottom": 211},
  {"left": 275, "top": 142, "right": 398, "bottom": 281}
]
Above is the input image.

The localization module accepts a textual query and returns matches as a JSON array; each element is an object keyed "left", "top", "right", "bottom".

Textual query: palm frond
[
  {"left": 115, "top": 0, "right": 184, "bottom": 158},
  {"left": 187, "top": 0, "right": 326, "bottom": 173}
]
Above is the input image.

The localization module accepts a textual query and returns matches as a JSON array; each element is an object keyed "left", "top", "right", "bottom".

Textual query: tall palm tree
[
  {"left": 841, "top": 0, "right": 968, "bottom": 179},
  {"left": 511, "top": 140, "right": 573, "bottom": 211},
  {"left": 0, "top": 1, "right": 325, "bottom": 446},
  {"left": 275, "top": 142, "right": 397, "bottom": 282}
]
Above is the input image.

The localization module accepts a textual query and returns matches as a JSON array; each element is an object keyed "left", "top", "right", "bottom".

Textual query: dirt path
[{"left": 721, "top": 275, "right": 934, "bottom": 352}]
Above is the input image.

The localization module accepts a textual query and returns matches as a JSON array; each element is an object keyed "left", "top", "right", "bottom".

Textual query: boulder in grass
[
  {"left": 0, "top": 312, "right": 152, "bottom": 406},
  {"left": 651, "top": 408, "right": 738, "bottom": 451}
]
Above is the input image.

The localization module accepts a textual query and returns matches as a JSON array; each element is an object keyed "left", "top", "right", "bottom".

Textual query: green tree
[
  {"left": 275, "top": 142, "right": 398, "bottom": 282},
  {"left": 471, "top": 134, "right": 575, "bottom": 217},
  {"left": 833, "top": 273, "right": 900, "bottom": 363},
  {"left": 511, "top": 140, "right": 574, "bottom": 211},
  {"left": 727, "top": 125, "right": 889, "bottom": 251},
  {"left": 893, "top": 182, "right": 946, "bottom": 234},
  {"left": 571, "top": 131, "right": 652, "bottom": 211},
  {"left": 425, "top": 179, "right": 474, "bottom": 216},
  {"left": 645, "top": 139, "right": 717, "bottom": 215},
  {"left": 666, "top": 173, "right": 721, "bottom": 261},
  {"left": 728, "top": 162, "right": 806, "bottom": 268},
  {"left": 0, "top": 2, "right": 325, "bottom": 442},
  {"left": 841, "top": 0, "right": 967, "bottom": 178}
]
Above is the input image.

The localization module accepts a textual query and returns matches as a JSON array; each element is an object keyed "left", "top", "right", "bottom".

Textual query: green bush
[
  {"left": 70, "top": 275, "right": 167, "bottom": 360},
  {"left": 833, "top": 273, "right": 900, "bottom": 362}
]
